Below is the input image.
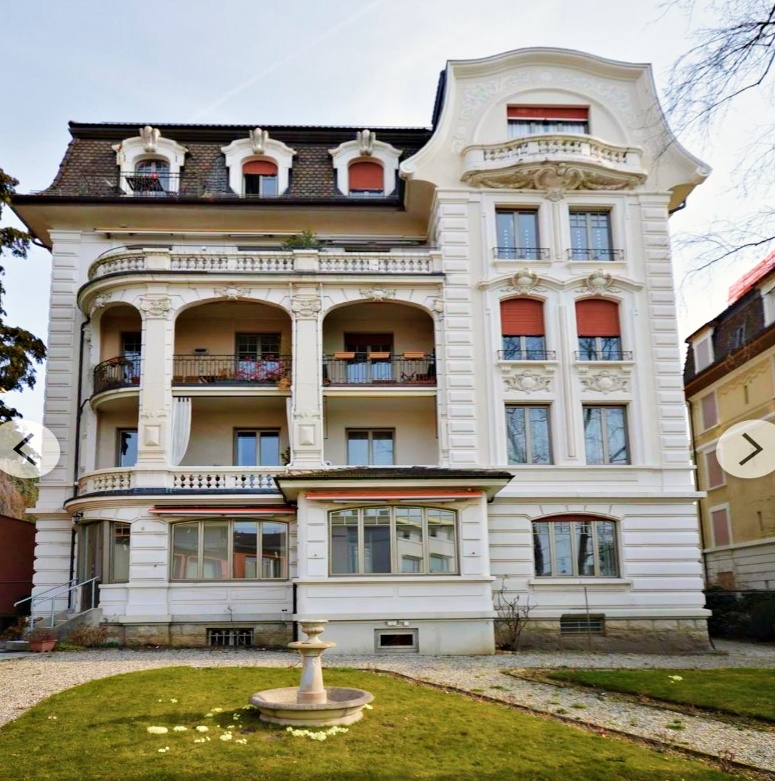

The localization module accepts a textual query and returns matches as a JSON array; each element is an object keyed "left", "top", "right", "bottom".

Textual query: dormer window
[
  {"left": 348, "top": 160, "right": 384, "bottom": 197},
  {"left": 507, "top": 106, "right": 589, "bottom": 138},
  {"left": 127, "top": 159, "right": 171, "bottom": 196},
  {"left": 243, "top": 160, "right": 278, "bottom": 197},
  {"left": 113, "top": 127, "right": 187, "bottom": 197}
]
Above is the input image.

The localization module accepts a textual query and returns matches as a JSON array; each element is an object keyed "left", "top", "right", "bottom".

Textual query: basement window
[
  {"left": 560, "top": 614, "right": 605, "bottom": 635},
  {"left": 207, "top": 628, "right": 254, "bottom": 647},
  {"left": 375, "top": 629, "right": 418, "bottom": 653}
]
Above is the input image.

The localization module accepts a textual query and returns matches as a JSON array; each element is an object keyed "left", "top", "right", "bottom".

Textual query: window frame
[
  {"left": 78, "top": 520, "right": 131, "bottom": 585},
  {"left": 532, "top": 516, "right": 619, "bottom": 577},
  {"left": 505, "top": 405, "right": 553, "bottom": 465},
  {"left": 116, "top": 428, "right": 138, "bottom": 468},
  {"left": 704, "top": 448, "right": 726, "bottom": 489},
  {"left": 170, "top": 518, "right": 289, "bottom": 581},
  {"left": 234, "top": 429, "right": 282, "bottom": 467},
  {"left": 495, "top": 208, "right": 543, "bottom": 259},
  {"left": 243, "top": 172, "right": 278, "bottom": 197},
  {"left": 582, "top": 405, "right": 630, "bottom": 465},
  {"left": 329, "top": 505, "right": 458, "bottom": 576},
  {"left": 346, "top": 429, "right": 395, "bottom": 466},
  {"left": 569, "top": 210, "right": 617, "bottom": 261}
]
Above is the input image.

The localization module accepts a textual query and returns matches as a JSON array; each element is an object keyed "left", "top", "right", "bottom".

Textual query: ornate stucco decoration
[
  {"left": 357, "top": 129, "right": 375, "bottom": 156},
  {"left": 138, "top": 295, "right": 172, "bottom": 319},
  {"left": 577, "top": 270, "right": 618, "bottom": 296},
  {"left": 91, "top": 293, "right": 113, "bottom": 311},
  {"left": 359, "top": 285, "right": 396, "bottom": 302},
  {"left": 295, "top": 410, "right": 320, "bottom": 420},
  {"left": 139, "top": 125, "right": 161, "bottom": 153},
  {"left": 140, "top": 408, "right": 168, "bottom": 420},
  {"left": 579, "top": 371, "right": 629, "bottom": 394},
  {"left": 291, "top": 295, "right": 322, "bottom": 319},
  {"left": 213, "top": 286, "right": 251, "bottom": 300},
  {"left": 503, "top": 369, "right": 553, "bottom": 394},
  {"left": 503, "top": 269, "right": 548, "bottom": 296},
  {"left": 249, "top": 128, "right": 269, "bottom": 154},
  {"left": 430, "top": 296, "right": 445, "bottom": 315}
]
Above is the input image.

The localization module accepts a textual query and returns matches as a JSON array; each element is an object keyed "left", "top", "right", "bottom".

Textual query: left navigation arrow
[{"left": 12, "top": 434, "right": 37, "bottom": 467}]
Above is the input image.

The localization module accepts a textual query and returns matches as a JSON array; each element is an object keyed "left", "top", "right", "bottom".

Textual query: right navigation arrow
[{"left": 739, "top": 432, "right": 763, "bottom": 466}]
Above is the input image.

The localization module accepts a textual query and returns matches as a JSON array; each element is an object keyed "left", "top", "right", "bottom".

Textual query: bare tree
[
  {"left": 666, "top": 1, "right": 775, "bottom": 269},
  {"left": 493, "top": 579, "right": 536, "bottom": 652}
]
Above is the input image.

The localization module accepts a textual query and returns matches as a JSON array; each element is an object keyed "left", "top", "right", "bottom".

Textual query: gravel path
[{"left": 1, "top": 640, "right": 774, "bottom": 772}]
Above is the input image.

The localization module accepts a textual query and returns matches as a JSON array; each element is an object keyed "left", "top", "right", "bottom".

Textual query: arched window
[
  {"left": 500, "top": 298, "right": 546, "bottom": 359},
  {"left": 243, "top": 159, "right": 278, "bottom": 197},
  {"left": 532, "top": 515, "right": 618, "bottom": 577},
  {"left": 575, "top": 299, "right": 622, "bottom": 360},
  {"left": 348, "top": 160, "right": 384, "bottom": 197},
  {"left": 128, "top": 159, "right": 171, "bottom": 196},
  {"left": 170, "top": 519, "right": 288, "bottom": 580},
  {"left": 330, "top": 506, "right": 457, "bottom": 575}
]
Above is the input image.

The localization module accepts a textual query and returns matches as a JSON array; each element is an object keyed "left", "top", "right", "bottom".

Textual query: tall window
[
  {"left": 500, "top": 298, "right": 546, "bottom": 359},
  {"left": 532, "top": 516, "right": 618, "bottom": 577},
  {"left": 570, "top": 211, "right": 615, "bottom": 261},
  {"left": 78, "top": 521, "right": 131, "bottom": 586},
  {"left": 710, "top": 506, "right": 731, "bottom": 548},
  {"left": 583, "top": 406, "right": 629, "bottom": 464},
  {"left": 347, "top": 430, "right": 394, "bottom": 465},
  {"left": 243, "top": 160, "right": 278, "bottom": 197},
  {"left": 344, "top": 333, "right": 393, "bottom": 382},
  {"left": 236, "top": 333, "right": 280, "bottom": 359},
  {"left": 507, "top": 106, "right": 589, "bottom": 137},
  {"left": 700, "top": 393, "right": 718, "bottom": 431},
  {"left": 330, "top": 506, "right": 457, "bottom": 575},
  {"left": 495, "top": 209, "right": 541, "bottom": 259},
  {"left": 129, "top": 159, "right": 171, "bottom": 196},
  {"left": 117, "top": 429, "right": 138, "bottom": 467},
  {"left": 235, "top": 430, "right": 281, "bottom": 467},
  {"left": 575, "top": 299, "right": 623, "bottom": 360},
  {"left": 693, "top": 335, "right": 714, "bottom": 372},
  {"left": 171, "top": 519, "right": 288, "bottom": 580},
  {"left": 506, "top": 406, "right": 552, "bottom": 464},
  {"left": 348, "top": 160, "right": 384, "bottom": 196},
  {"left": 121, "top": 332, "right": 142, "bottom": 382}
]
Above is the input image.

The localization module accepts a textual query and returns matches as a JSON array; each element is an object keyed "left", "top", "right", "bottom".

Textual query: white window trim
[
  {"left": 112, "top": 127, "right": 188, "bottom": 195},
  {"left": 692, "top": 327, "right": 715, "bottom": 372},
  {"left": 329, "top": 135, "right": 401, "bottom": 196},
  {"left": 761, "top": 280, "right": 775, "bottom": 325},
  {"left": 708, "top": 502, "right": 732, "bottom": 549},
  {"left": 699, "top": 391, "right": 718, "bottom": 432},
  {"left": 703, "top": 447, "right": 726, "bottom": 489},
  {"left": 221, "top": 132, "right": 296, "bottom": 196}
]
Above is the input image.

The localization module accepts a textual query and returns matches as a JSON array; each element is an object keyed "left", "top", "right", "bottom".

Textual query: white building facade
[{"left": 14, "top": 48, "right": 711, "bottom": 654}]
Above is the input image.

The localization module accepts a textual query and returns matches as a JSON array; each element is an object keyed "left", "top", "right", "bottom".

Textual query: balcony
[
  {"left": 493, "top": 247, "right": 551, "bottom": 261},
  {"left": 172, "top": 355, "right": 291, "bottom": 387},
  {"left": 87, "top": 248, "right": 441, "bottom": 282},
  {"left": 323, "top": 354, "right": 436, "bottom": 387},
  {"left": 77, "top": 466, "right": 280, "bottom": 496},
  {"left": 567, "top": 248, "right": 624, "bottom": 262},
  {"left": 94, "top": 357, "right": 142, "bottom": 394},
  {"left": 574, "top": 350, "right": 633, "bottom": 361},
  {"left": 461, "top": 133, "right": 647, "bottom": 191},
  {"left": 497, "top": 350, "right": 556, "bottom": 361}
]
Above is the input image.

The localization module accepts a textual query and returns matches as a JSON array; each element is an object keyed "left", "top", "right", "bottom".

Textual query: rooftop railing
[{"left": 323, "top": 354, "right": 436, "bottom": 386}]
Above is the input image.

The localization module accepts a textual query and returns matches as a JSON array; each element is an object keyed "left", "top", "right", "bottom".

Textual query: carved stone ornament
[
  {"left": 503, "top": 370, "right": 552, "bottom": 394},
  {"left": 578, "top": 270, "right": 617, "bottom": 295},
  {"left": 580, "top": 371, "right": 628, "bottom": 394},
  {"left": 138, "top": 295, "right": 172, "bottom": 319},
  {"left": 250, "top": 128, "right": 269, "bottom": 154},
  {"left": 463, "top": 162, "right": 645, "bottom": 196},
  {"left": 506, "top": 269, "right": 544, "bottom": 295},
  {"left": 359, "top": 285, "right": 396, "bottom": 302},
  {"left": 139, "top": 125, "right": 161, "bottom": 153},
  {"left": 91, "top": 293, "right": 113, "bottom": 311},
  {"left": 140, "top": 408, "right": 168, "bottom": 420},
  {"left": 295, "top": 410, "right": 320, "bottom": 419},
  {"left": 214, "top": 286, "right": 251, "bottom": 300},
  {"left": 291, "top": 295, "right": 322, "bottom": 319},
  {"left": 357, "top": 129, "right": 375, "bottom": 156},
  {"left": 430, "top": 296, "right": 444, "bottom": 315}
]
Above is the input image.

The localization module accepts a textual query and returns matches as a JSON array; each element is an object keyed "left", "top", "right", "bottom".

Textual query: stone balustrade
[{"left": 88, "top": 248, "right": 441, "bottom": 281}]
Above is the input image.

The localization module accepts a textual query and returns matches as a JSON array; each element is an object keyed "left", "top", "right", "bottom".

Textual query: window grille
[
  {"left": 207, "top": 628, "right": 254, "bottom": 647},
  {"left": 559, "top": 614, "right": 605, "bottom": 635}
]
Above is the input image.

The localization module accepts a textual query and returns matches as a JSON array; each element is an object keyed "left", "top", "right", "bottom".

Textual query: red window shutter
[
  {"left": 507, "top": 106, "right": 588, "bottom": 120},
  {"left": 500, "top": 298, "right": 544, "bottom": 336},
  {"left": 711, "top": 507, "right": 730, "bottom": 547},
  {"left": 701, "top": 393, "right": 717, "bottom": 430},
  {"left": 575, "top": 299, "right": 620, "bottom": 337},
  {"left": 243, "top": 160, "right": 277, "bottom": 175},
  {"left": 706, "top": 450, "right": 725, "bottom": 489},
  {"left": 349, "top": 161, "right": 383, "bottom": 190}
]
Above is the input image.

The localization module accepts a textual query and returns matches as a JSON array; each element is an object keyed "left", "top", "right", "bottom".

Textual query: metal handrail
[{"left": 14, "top": 576, "right": 100, "bottom": 629}]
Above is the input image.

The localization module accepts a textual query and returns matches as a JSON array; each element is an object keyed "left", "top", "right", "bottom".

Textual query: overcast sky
[{"left": 1, "top": 0, "right": 766, "bottom": 422}]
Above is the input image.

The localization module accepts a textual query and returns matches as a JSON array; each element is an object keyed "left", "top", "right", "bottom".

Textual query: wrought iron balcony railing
[
  {"left": 93, "top": 357, "right": 142, "bottom": 394},
  {"left": 323, "top": 354, "right": 436, "bottom": 386},
  {"left": 497, "top": 350, "right": 556, "bottom": 361},
  {"left": 567, "top": 248, "right": 624, "bottom": 261},
  {"left": 172, "top": 355, "right": 292, "bottom": 386},
  {"left": 494, "top": 247, "right": 551, "bottom": 260},
  {"left": 574, "top": 350, "right": 633, "bottom": 361}
]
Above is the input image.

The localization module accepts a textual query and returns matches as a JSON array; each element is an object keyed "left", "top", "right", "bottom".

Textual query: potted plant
[{"left": 27, "top": 627, "right": 58, "bottom": 653}]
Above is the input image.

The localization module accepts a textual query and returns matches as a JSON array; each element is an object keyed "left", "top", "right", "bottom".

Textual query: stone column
[
  {"left": 134, "top": 293, "right": 175, "bottom": 473},
  {"left": 290, "top": 287, "right": 324, "bottom": 468}
]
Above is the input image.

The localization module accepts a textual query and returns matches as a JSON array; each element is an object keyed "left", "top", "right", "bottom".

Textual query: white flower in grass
[
  {"left": 363, "top": 703, "right": 373, "bottom": 710},
  {"left": 236, "top": 738, "right": 248, "bottom": 745},
  {"left": 668, "top": 675, "right": 684, "bottom": 683},
  {"left": 170, "top": 698, "right": 178, "bottom": 703},
  {"left": 220, "top": 733, "right": 233, "bottom": 741},
  {"left": 157, "top": 747, "right": 170, "bottom": 753},
  {"left": 204, "top": 713, "right": 213, "bottom": 718},
  {"left": 193, "top": 738, "right": 205, "bottom": 744},
  {"left": 213, "top": 707, "right": 223, "bottom": 713},
  {"left": 173, "top": 726, "right": 187, "bottom": 732},
  {"left": 147, "top": 726, "right": 169, "bottom": 734},
  {"left": 195, "top": 726, "right": 209, "bottom": 733}
]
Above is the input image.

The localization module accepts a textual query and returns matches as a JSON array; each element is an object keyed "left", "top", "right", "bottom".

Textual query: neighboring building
[
  {"left": 11, "top": 47, "right": 711, "bottom": 654},
  {"left": 685, "top": 252, "right": 775, "bottom": 590},
  {"left": 0, "top": 515, "right": 35, "bottom": 629}
]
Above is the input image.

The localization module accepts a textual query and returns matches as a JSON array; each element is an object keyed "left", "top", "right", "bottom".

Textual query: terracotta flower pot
[{"left": 29, "top": 640, "right": 56, "bottom": 653}]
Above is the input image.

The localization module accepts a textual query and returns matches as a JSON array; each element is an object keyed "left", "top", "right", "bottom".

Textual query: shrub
[
  {"left": 63, "top": 624, "right": 108, "bottom": 648},
  {"left": 748, "top": 600, "right": 775, "bottom": 641},
  {"left": 704, "top": 586, "right": 775, "bottom": 638},
  {"left": 0, "top": 616, "right": 30, "bottom": 641}
]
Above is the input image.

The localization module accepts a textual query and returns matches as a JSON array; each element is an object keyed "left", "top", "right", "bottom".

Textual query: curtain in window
[{"left": 170, "top": 397, "right": 192, "bottom": 466}]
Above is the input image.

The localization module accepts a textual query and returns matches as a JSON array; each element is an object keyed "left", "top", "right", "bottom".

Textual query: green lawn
[
  {"left": 0, "top": 667, "right": 739, "bottom": 781},
  {"left": 544, "top": 668, "right": 775, "bottom": 722}
]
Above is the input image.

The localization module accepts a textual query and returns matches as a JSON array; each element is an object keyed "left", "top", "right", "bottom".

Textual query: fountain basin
[{"left": 249, "top": 686, "right": 374, "bottom": 726}]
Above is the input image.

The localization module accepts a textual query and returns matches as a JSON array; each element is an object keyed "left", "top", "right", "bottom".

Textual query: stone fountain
[{"left": 249, "top": 620, "right": 373, "bottom": 726}]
